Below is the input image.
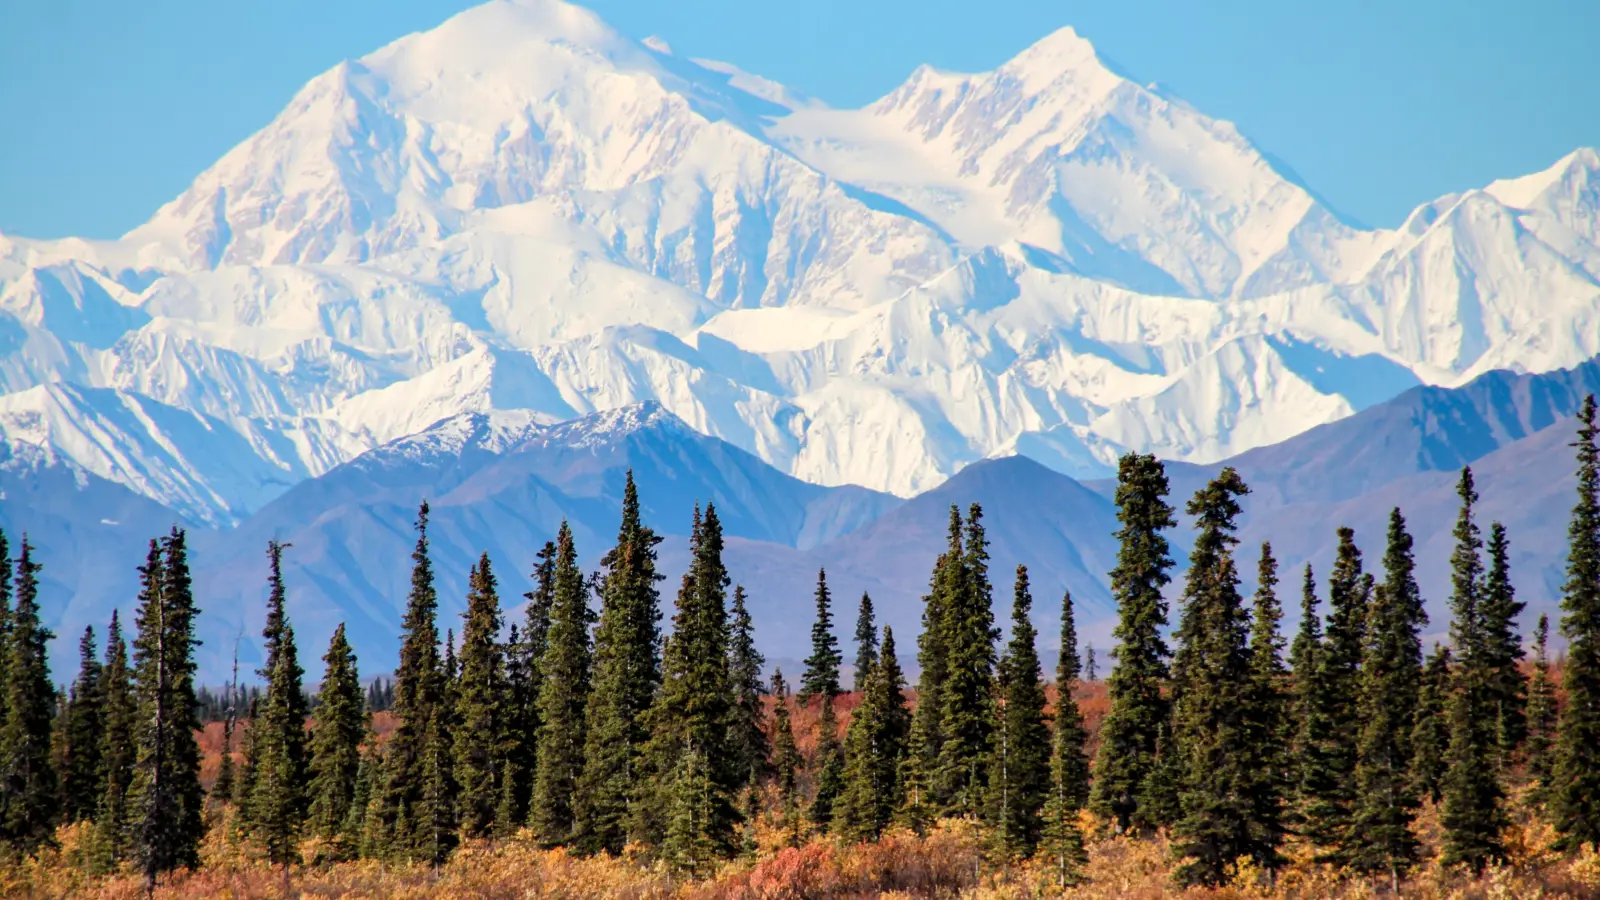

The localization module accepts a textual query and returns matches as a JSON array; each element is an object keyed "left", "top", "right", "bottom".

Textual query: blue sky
[{"left": 2, "top": 0, "right": 1596, "bottom": 239}]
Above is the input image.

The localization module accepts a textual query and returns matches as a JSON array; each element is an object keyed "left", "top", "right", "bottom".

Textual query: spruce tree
[
  {"left": 308, "top": 624, "right": 364, "bottom": 846},
  {"left": 1480, "top": 522, "right": 1527, "bottom": 766},
  {"left": 59, "top": 625, "right": 105, "bottom": 823},
  {"left": 1314, "top": 526, "right": 1369, "bottom": 856},
  {"left": 854, "top": 592, "right": 878, "bottom": 692},
  {"left": 1411, "top": 644, "right": 1452, "bottom": 805},
  {"left": 897, "top": 713, "right": 935, "bottom": 836},
  {"left": 130, "top": 530, "right": 206, "bottom": 886},
  {"left": 0, "top": 538, "right": 57, "bottom": 852},
  {"left": 0, "top": 530, "right": 10, "bottom": 710},
  {"left": 1244, "top": 543, "right": 1289, "bottom": 869},
  {"left": 1291, "top": 564, "right": 1340, "bottom": 847},
  {"left": 92, "top": 611, "right": 135, "bottom": 872},
  {"left": 1440, "top": 467, "right": 1509, "bottom": 872},
  {"left": 663, "top": 747, "right": 719, "bottom": 875},
  {"left": 1348, "top": 510, "right": 1427, "bottom": 884},
  {"left": 1040, "top": 590, "right": 1089, "bottom": 886},
  {"left": 1169, "top": 469, "right": 1268, "bottom": 886},
  {"left": 837, "top": 626, "right": 909, "bottom": 841},
  {"left": 1553, "top": 394, "right": 1600, "bottom": 850},
  {"left": 376, "top": 502, "right": 444, "bottom": 859},
  {"left": 935, "top": 503, "right": 998, "bottom": 817},
  {"left": 809, "top": 692, "right": 845, "bottom": 830},
  {"left": 574, "top": 473, "right": 664, "bottom": 854},
  {"left": 500, "top": 540, "right": 556, "bottom": 832},
  {"left": 727, "top": 585, "right": 769, "bottom": 786},
  {"left": 769, "top": 669, "right": 803, "bottom": 843},
  {"left": 1526, "top": 615, "right": 1557, "bottom": 802},
  {"left": 1090, "top": 453, "right": 1176, "bottom": 834},
  {"left": 419, "top": 706, "right": 458, "bottom": 866},
  {"left": 799, "top": 568, "right": 842, "bottom": 704},
  {"left": 631, "top": 505, "right": 740, "bottom": 855},
  {"left": 911, "top": 508, "right": 964, "bottom": 786},
  {"left": 249, "top": 540, "right": 308, "bottom": 865},
  {"left": 531, "top": 521, "right": 592, "bottom": 847},
  {"left": 453, "top": 553, "right": 504, "bottom": 838},
  {"left": 989, "top": 566, "right": 1050, "bottom": 859}
]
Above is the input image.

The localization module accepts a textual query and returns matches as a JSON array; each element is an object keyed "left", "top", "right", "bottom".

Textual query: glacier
[{"left": 1, "top": 0, "right": 1598, "bottom": 522}]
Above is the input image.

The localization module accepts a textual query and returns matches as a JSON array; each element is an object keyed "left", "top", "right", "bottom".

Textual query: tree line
[{"left": 1, "top": 398, "right": 1598, "bottom": 891}]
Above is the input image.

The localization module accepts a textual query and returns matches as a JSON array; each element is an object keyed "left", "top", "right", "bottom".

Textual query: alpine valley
[{"left": 2, "top": 0, "right": 1597, "bottom": 678}]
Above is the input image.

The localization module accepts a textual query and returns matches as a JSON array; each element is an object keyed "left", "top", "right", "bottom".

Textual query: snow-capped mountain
[{"left": 2, "top": 0, "right": 1598, "bottom": 519}]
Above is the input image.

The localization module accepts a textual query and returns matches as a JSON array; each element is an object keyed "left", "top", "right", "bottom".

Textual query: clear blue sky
[{"left": 2, "top": 0, "right": 1596, "bottom": 239}]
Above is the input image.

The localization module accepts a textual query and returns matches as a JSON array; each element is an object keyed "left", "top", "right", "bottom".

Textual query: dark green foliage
[
  {"left": 0, "top": 538, "right": 58, "bottom": 852},
  {"left": 376, "top": 502, "right": 445, "bottom": 860},
  {"left": 500, "top": 541, "right": 556, "bottom": 833},
  {"left": 1412, "top": 644, "right": 1452, "bottom": 804},
  {"left": 989, "top": 567, "right": 1050, "bottom": 859},
  {"left": 1553, "top": 395, "right": 1600, "bottom": 849},
  {"left": 92, "top": 611, "right": 135, "bottom": 872},
  {"left": 59, "top": 626, "right": 105, "bottom": 823},
  {"left": 837, "top": 626, "right": 909, "bottom": 842},
  {"left": 309, "top": 624, "right": 364, "bottom": 846},
  {"left": 532, "top": 522, "right": 593, "bottom": 847},
  {"left": 574, "top": 473, "right": 664, "bottom": 855},
  {"left": 1040, "top": 590, "right": 1089, "bottom": 886},
  {"left": 1348, "top": 511, "right": 1426, "bottom": 882},
  {"left": 0, "top": 530, "right": 9, "bottom": 708},
  {"left": 897, "top": 713, "right": 934, "bottom": 836},
  {"left": 131, "top": 530, "right": 206, "bottom": 885},
  {"left": 1314, "top": 527, "right": 1369, "bottom": 856},
  {"left": 911, "top": 507, "right": 963, "bottom": 783},
  {"left": 1440, "top": 468, "right": 1509, "bottom": 872},
  {"left": 799, "top": 568, "right": 842, "bottom": 704},
  {"left": 663, "top": 747, "right": 720, "bottom": 875},
  {"left": 853, "top": 593, "right": 878, "bottom": 693},
  {"left": 1480, "top": 523, "right": 1527, "bottom": 766},
  {"left": 453, "top": 553, "right": 505, "bottom": 839},
  {"left": 769, "top": 670, "right": 803, "bottom": 843},
  {"left": 419, "top": 707, "right": 458, "bottom": 866},
  {"left": 727, "top": 585, "right": 769, "bottom": 787},
  {"left": 808, "top": 695, "right": 844, "bottom": 830},
  {"left": 1090, "top": 453, "right": 1177, "bottom": 835},
  {"left": 935, "top": 503, "right": 998, "bottom": 817},
  {"left": 1290, "top": 564, "right": 1340, "bottom": 846},
  {"left": 1169, "top": 468, "right": 1267, "bottom": 886},
  {"left": 632, "top": 504, "right": 740, "bottom": 856},
  {"left": 248, "top": 540, "right": 309, "bottom": 867},
  {"left": 1244, "top": 543, "right": 1289, "bottom": 868},
  {"left": 1526, "top": 615, "right": 1557, "bottom": 801}
]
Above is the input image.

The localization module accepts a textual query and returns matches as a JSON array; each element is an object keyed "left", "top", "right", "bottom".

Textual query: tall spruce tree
[
  {"left": 248, "top": 540, "right": 308, "bottom": 864},
  {"left": 1553, "top": 394, "right": 1600, "bottom": 849},
  {"left": 92, "top": 610, "right": 135, "bottom": 872},
  {"left": 376, "top": 502, "right": 444, "bottom": 859},
  {"left": 769, "top": 669, "right": 803, "bottom": 841},
  {"left": 799, "top": 569, "right": 842, "bottom": 704},
  {"left": 727, "top": 585, "right": 769, "bottom": 787},
  {"left": 0, "top": 538, "right": 57, "bottom": 851},
  {"left": 1315, "top": 526, "right": 1369, "bottom": 857},
  {"left": 1348, "top": 510, "right": 1426, "bottom": 885},
  {"left": 1440, "top": 467, "right": 1509, "bottom": 872},
  {"left": 309, "top": 624, "right": 364, "bottom": 848},
  {"left": 1169, "top": 469, "right": 1269, "bottom": 886},
  {"left": 418, "top": 705, "right": 458, "bottom": 866},
  {"left": 573, "top": 474, "right": 664, "bottom": 854},
  {"left": 0, "top": 530, "right": 9, "bottom": 713},
  {"left": 1040, "top": 589, "right": 1090, "bottom": 886},
  {"left": 130, "top": 530, "right": 206, "bottom": 886},
  {"left": 989, "top": 566, "right": 1050, "bottom": 859},
  {"left": 632, "top": 505, "right": 740, "bottom": 855},
  {"left": 1526, "top": 615, "right": 1558, "bottom": 802},
  {"left": 837, "top": 626, "right": 909, "bottom": 841},
  {"left": 935, "top": 503, "right": 999, "bottom": 817},
  {"left": 1291, "top": 564, "right": 1341, "bottom": 847},
  {"left": 531, "top": 522, "right": 593, "bottom": 847},
  {"left": 854, "top": 593, "right": 878, "bottom": 692},
  {"left": 912, "top": 508, "right": 964, "bottom": 785},
  {"left": 453, "top": 553, "right": 505, "bottom": 838},
  {"left": 499, "top": 540, "right": 556, "bottom": 833},
  {"left": 1091, "top": 453, "right": 1177, "bottom": 834},
  {"left": 1480, "top": 522, "right": 1527, "bottom": 765},
  {"left": 59, "top": 625, "right": 105, "bottom": 823},
  {"left": 1411, "top": 644, "right": 1452, "bottom": 805},
  {"left": 1243, "top": 544, "right": 1289, "bottom": 873},
  {"left": 809, "top": 691, "right": 846, "bottom": 830}
]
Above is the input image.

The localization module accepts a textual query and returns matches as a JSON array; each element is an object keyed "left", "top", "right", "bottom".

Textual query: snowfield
[{"left": 2, "top": 0, "right": 1597, "bottom": 521}]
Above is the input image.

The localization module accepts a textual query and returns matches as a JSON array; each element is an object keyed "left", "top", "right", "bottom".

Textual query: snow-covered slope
[{"left": 2, "top": 0, "right": 1598, "bottom": 516}]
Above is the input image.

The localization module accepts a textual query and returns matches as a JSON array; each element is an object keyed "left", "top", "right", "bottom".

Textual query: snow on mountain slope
[{"left": 0, "top": 0, "right": 1597, "bottom": 515}]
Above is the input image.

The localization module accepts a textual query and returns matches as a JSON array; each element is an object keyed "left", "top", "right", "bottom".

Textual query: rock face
[{"left": 1, "top": 0, "right": 1597, "bottom": 519}]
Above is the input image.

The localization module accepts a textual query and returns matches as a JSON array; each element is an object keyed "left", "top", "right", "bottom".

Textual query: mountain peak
[{"left": 1001, "top": 25, "right": 1115, "bottom": 86}]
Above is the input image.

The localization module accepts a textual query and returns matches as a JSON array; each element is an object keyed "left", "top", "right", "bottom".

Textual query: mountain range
[{"left": 0, "top": 0, "right": 1596, "bottom": 677}]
